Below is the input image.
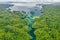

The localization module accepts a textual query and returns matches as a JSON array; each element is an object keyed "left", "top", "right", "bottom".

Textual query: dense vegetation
[
  {"left": 0, "top": 9, "right": 32, "bottom": 40},
  {"left": 33, "top": 5, "right": 60, "bottom": 40},
  {"left": 0, "top": 5, "right": 60, "bottom": 40}
]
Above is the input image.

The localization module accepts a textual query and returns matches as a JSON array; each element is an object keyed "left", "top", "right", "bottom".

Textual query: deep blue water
[{"left": 29, "top": 28, "right": 36, "bottom": 40}]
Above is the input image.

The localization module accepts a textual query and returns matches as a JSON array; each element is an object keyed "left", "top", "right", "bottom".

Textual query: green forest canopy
[{"left": 0, "top": 5, "right": 60, "bottom": 40}]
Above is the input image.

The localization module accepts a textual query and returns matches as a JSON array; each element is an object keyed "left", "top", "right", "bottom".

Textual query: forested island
[{"left": 0, "top": 3, "right": 60, "bottom": 40}]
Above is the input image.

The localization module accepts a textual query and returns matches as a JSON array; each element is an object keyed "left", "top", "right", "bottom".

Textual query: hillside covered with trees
[
  {"left": 0, "top": 5, "right": 60, "bottom": 40},
  {"left": 33, "top": 5, "right": 60, "bottom": 40}
]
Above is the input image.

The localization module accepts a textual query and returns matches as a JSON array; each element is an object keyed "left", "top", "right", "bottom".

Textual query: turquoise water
[
  {"left": 23, "top": 10, "right": 43, "bottom": 40},
  {"left": 22, "top": 16, "right": 36, "bottom": 40},
  {"left": 12, "top": 4, "right": 43, "bottom": 40},
  {"left": 28, "top": 17, "right": 36, "bottom": 40},
  {"left": 29, "top": 28, "right": 36, "bottom": 40},
  {"left": 27, "top": 9, "right": 43, "bottom": 40}
]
